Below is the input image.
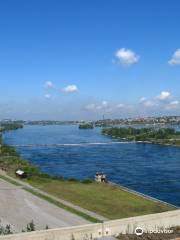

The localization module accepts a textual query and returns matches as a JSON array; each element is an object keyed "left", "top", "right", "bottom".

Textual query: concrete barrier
[
  {"left": 104, "top": 209, "right": 180, "bottom": 237},
  {"left": 0, "top": 223, "right": 103, "bottom": 240},
  {"left": 1, "top": 209, "right": 180, "bottom": 240}
]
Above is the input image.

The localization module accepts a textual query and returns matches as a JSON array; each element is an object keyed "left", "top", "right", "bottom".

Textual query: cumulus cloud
[
  {"left": 115, "top": 48, "right": 140, "bottom": 66},
  {"left": 168, "top": 49, "right": 180, "bottom": 65},
  {"left": 157, "top": 91, "right": 171, "bottom": 100},
  {"left": 139, "top": 96, "right": 157, "bottom": 108},
  {"left": 45, "top": 81, "right": 54, "bottom": 88},
  {"left": 139, "top": 90, "right": 180, "bottom": 114},
  {"left": 62, "top": 85, "right": 78, "bottom": 93}
]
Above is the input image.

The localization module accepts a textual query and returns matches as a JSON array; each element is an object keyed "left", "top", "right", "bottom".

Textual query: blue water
[{"left": 3, "top": 125, "right": 180, "bottom": 206}]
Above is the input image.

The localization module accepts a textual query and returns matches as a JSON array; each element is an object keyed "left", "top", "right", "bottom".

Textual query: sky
[{"left": 1, "top": 0, "right": 180, "bottom": 120}]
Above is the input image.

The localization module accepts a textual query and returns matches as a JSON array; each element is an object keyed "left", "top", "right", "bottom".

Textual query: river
[{"left": 3, "top": 124, "right": 180, "bottom": 206}]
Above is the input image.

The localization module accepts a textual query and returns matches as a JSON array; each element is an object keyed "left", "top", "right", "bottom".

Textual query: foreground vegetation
[
  {"left": 102, "top": 127, "right": 180, "bottom": 146},
  {"left": 27, "top": 175, "right": 175, "bottom": 219},
  {"left": 0, "top": 125, "right": 176, "bottom": 221},
  {"left": 0, "top": 220, "right": 47, "bottom": 235}
]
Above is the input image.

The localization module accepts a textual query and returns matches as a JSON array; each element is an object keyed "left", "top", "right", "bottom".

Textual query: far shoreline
[{"left": 102, "top": 127, "right": 180, "bottom": 148}]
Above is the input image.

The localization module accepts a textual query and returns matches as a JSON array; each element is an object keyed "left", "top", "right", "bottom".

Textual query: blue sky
[{"left": 1, "top": 0, "right": 180, "bottom": 120}]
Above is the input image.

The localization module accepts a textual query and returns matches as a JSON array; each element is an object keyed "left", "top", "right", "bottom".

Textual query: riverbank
[
  {"left": 0, "top": 125, "right": 177, "bottom": 221},
  {"left": 0, "top": 170, "right": 176, "bottom": 220},
  {"left": 102, "top": 127, "right": 180, "bottom": 147}
]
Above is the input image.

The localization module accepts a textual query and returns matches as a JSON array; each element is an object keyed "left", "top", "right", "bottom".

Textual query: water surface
[{"left": 3, "top": 125, "right": 180, "bottom": 206}]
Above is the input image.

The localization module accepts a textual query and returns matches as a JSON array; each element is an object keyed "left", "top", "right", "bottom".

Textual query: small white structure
[
  {"left": 16, "top": 169, "right": 27, "bottom": 178},
  {"left": 95, "top": 172, "right": 107, "bottom": 183}
]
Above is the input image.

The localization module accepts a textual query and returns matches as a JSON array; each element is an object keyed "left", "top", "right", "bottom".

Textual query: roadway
[{"left": 0, "top": 178, "right": 89, "bottom": 233}]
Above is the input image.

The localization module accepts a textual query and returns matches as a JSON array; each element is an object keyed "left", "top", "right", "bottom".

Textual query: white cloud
[
  {"left": 85, "top": 101, "right": 109, "bottom": 111},
  {"left": 168, "top": 49, "right": 180, "bottom": 65},
  {"left": 102, "top": 101, "right": 108, "bottom": 106},
  {"left": 139, "top": 97, "right": 146, "bottom": 103},
  {"left": 85, "top": 104, "right": 96, "bottom": 110},
  {"left": 170, "top": 100, "right": 179, "bottom": 106},
  {"left": 115, "top": 48, "right": 140, "bottom": 66},
  {"left": 96, "top": 105, "right": 103, "bottom": 110},
  {"left": 85, "top": 103, "right": 101, "bottom": 111},
  {"left": 157, "top": 91, "right": 171, "bottom": 100},
  {"left": 44, "top": 94, "right": 51, "bottom": 99},
  {"left": 143, "top": 100, "right": 157, "bottom": 108},
  {"left": 62, "top": 85, "right": 78, "bottom": 93},
  {"left": 45, "top": 81, "right": 54, "bottom": 88},
  {"left": 165, "top": 100, "right": 179, "bottom": 110},
  {"left": 140, "top": 91, "right": 172, "bottom": 108},
  {"left": 117, "top": 103, "right": 125, "bottom": 108},
  {"left": 139, "top": 91, "right": 179, "bottom": 112}
]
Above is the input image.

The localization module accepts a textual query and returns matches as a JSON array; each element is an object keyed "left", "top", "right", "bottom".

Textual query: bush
[
  {"left": 26, "top": 220, "right": 35, "bottom": 232},
  {"left": 68, "top": 177, "right": 78, "bottom": 182},
  {"left": 81, "top": 179, "right": 93, "bottom": 184},
  {"left": 0, "top": 224, "right": 13, "bottom": 235},
  {"left": 38, "top": 173, "right": 52, "bottom": 179},
  {"left": 51, "top": 175, "right": 64, "bottom": 181}
]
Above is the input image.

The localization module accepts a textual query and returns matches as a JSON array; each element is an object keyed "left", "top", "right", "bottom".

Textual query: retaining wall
[{"left": 1, "top": 209, "right": 180, "bottom": 240}]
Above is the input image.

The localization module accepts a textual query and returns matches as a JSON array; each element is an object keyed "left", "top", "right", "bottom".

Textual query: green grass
[
  {"left": 27, "top": 176, "right": 176, "bottom": 220},
  {"left": 0, "top": 175, "right": 21, "bottom": 186},
  {"left": 0, "top": 172, "right": 176, "bottom": 220}
]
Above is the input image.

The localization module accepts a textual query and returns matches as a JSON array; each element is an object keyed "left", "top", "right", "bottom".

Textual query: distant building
[{"left": 95, "top": 172, "right": 107, "bottom": 183}]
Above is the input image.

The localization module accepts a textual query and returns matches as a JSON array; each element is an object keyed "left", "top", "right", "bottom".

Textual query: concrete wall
[
  {"left": 104, "top": 209, "right": 180, "bottom": 237},
  {"left": 1, "top": 210, "right": 180, "bottom": 240},
  {"left": 0, "top": 223, "right": 103, "bottom": 240}
]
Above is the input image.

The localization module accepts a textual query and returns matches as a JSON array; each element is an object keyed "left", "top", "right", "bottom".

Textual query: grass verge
[
  {"left": 26, "top": 176, "right": 176, "bottom": 220},
  {"left": 0, "top": 174, "right": 21, "bottom": 186}
]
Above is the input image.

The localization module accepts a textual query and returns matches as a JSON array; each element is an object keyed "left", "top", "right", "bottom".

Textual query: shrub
[
  {"left": 0, "top": 224, "right": 13, "bottom": 235},
  {"left": 51, "top": 175, "right": 64, "bottom": 181},
  {"left": 26, "top": 220, "right": 35, "bottom": 232},
  {"left": 68, "top": 177, "right": 78, "bottom": 182},
  {"left": 81, "top": 179, "right": 93, "bottom": 184}
]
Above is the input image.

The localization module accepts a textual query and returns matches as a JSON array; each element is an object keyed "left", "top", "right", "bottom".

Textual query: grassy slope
[{"left": 27, "top": 176, "right": 175, "bottom": 220}]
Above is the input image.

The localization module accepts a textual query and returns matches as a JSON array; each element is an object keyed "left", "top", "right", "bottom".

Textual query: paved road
[
  {"left": 0, "top": 178, "right": 89, "bottom": 233},
  {"left": 0, "top": 171, "right": 107, "bottom": 222}
]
